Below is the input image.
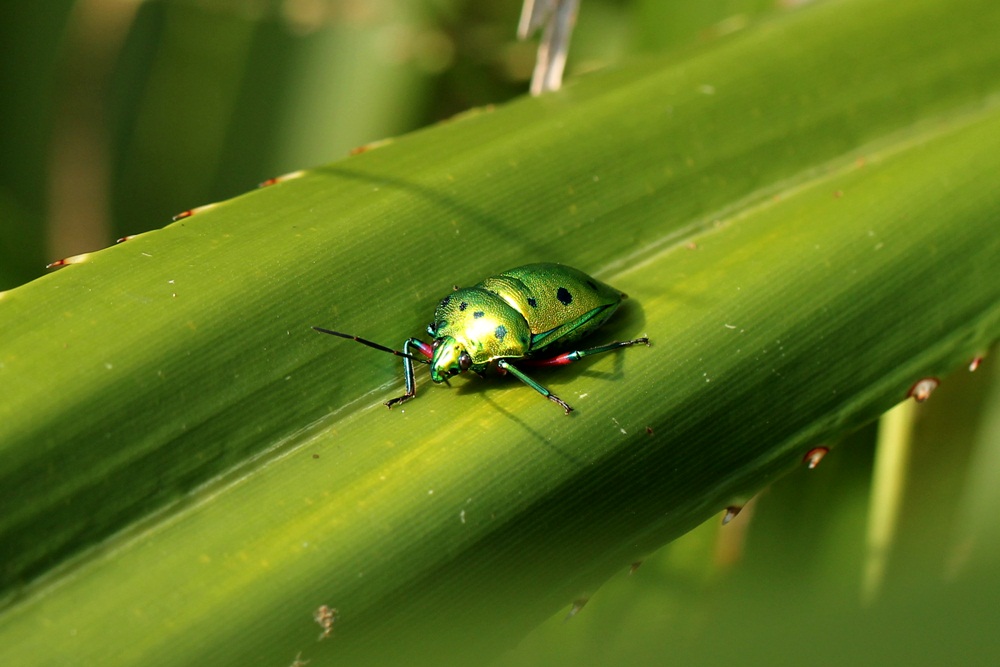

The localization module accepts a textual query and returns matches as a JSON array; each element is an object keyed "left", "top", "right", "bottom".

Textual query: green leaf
[{"left": 1, "top": 0, "right": 998, "bottom": 664}]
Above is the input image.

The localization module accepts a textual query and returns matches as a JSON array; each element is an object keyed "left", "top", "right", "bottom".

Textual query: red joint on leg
[{"left": 521, "top": 352, "right": 574, "bottom": 368}]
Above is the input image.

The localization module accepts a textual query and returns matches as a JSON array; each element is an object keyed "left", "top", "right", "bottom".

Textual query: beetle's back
[{"left": 478, "top": 263, "right": 623, "bottom": 352}]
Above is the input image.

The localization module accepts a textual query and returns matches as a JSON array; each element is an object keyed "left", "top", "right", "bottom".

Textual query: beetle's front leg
[{"left": 385, "top": 338, "right": 434, "bottom": 409}]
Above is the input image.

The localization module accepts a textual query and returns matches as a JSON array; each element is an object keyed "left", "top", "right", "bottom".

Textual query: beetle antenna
[{"left": 312, "top": 327, "right": 430, "bottom": 364}]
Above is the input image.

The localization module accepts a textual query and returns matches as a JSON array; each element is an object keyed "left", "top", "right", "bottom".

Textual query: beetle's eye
[{"left": 458, "top": 352, "right": 472, "bottom": 371}]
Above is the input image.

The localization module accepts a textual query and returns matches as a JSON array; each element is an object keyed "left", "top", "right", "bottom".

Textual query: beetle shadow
[{"left": 475, "top": 396, "right": 590, "bottom": 468}]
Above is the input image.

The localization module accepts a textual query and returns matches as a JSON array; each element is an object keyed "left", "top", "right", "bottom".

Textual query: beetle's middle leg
[
  {"left": 385, "top": 338, "right": 434, "bottom": 409},
  {"left": 496, "top": 359, "right": 574, "bottom": 414}
]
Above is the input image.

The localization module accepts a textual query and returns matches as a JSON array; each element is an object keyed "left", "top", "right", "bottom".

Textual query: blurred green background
[{"left": 1, "top": 1, "right": 997, "bottom": 665}]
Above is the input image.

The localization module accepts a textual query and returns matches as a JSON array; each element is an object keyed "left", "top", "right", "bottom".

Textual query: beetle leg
[
  {"left": 386, "top": 338, "right": 433, "bottom": 409},
  {"left": 496, "top": 359, "right": 573, "bottom": 414},
  {"left": 518, "top": 337, "right": 650, "bottom": 368}
]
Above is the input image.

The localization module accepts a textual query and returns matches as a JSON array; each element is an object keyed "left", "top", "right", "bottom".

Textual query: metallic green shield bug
[{"left": 314, "top": 263, "right": 648, "bottom": 414}]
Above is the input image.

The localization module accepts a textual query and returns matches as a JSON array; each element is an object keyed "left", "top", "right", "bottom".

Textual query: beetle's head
[{"left": 430, "top": 336, "right": 473, "bottom": 383}]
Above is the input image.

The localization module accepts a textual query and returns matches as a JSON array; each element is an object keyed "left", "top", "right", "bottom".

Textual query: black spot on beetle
[
  {"left": 495, "top": 325, "right": 507, "bottom": 341},
  {"left": 527, "top": 297, "right": 537, "bottom": 308},
  {"left": 557, "top": 287, "right": 573, "bottom": 305},
  {"left": 473, "top": 311, "right": 485, "bottom": 319},
  {"left": 586, "top": 280, "right": 598, "bottom": 290},
  {"left": 520, "top": 336, "right": 529, "bottom": 345},
  {"left": 459, "top": 301, "right": 468, "bottom": 311},
  {"left": 440, "top": 295, "right": 451, "bottom": 307}
]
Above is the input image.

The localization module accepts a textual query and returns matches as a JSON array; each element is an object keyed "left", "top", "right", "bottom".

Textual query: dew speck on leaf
[
  {"left": 803, "top": 446, "right": 829, "bottom": 469},
  {"left": 722, "top": 505, "right": 743, "bottom": 525},
  {"left": 908, "top": 377, "right": 939, "bottom": 402}
]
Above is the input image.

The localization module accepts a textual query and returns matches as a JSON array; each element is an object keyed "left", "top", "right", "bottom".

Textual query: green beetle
[{"left": 314, "top": 263, "right": 648, "bottom": 414}]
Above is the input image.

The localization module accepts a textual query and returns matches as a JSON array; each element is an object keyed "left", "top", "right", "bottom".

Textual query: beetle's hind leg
[
  {"left": 385, "top": 338, "right": 434, "bottom": 409},
  {"left": 497, "top": 359, "right": 574, "bottom": 414},
  {"left": 520, "top": 337, "right": 650, "bottom": 369}
]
